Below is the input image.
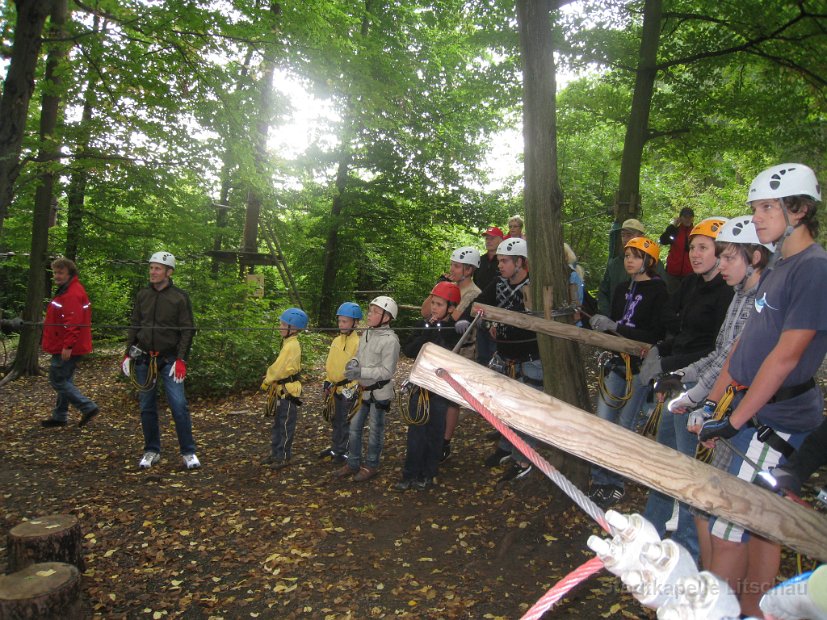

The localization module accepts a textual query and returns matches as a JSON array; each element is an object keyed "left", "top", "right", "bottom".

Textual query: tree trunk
[
  {"left": 317, "top": 148, "right": 352, "bottom": 327},
  {"left": 0, "top": 562, "right": 83, "bottom": 619},
  {"left": 10, "top": 0, "right": 69, "bottom": 379},
  {"left": 64, "top": 15, "right": 101, "bottom": 262},
  {"left": 614, "top": 0, "right": 662, "bottom": 249},
  {"left": 0, "top": 0, "right": 54, "bottom": 243}
]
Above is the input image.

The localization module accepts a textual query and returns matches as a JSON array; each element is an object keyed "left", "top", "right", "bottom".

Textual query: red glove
[
  {"left": 169, "top": 359, "right": 187, "bottom": 383},
  {"left": 121, "top": 355, "right": 131, "bottom": 377}
]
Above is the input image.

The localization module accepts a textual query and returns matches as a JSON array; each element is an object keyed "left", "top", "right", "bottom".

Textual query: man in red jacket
[
  {"left": 41, "top": 258, "right": 99, "bottom": 428},
  {"left": 659, "top": 207, "right": 695, "bottom": 293}
]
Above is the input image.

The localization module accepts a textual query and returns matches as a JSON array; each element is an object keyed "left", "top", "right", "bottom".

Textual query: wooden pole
[
  {"left": 472, "top": 302, "right": 650, "bottom": 357},
  {"left": 409, "top": 343, "right": 827, "bottom": 562}
]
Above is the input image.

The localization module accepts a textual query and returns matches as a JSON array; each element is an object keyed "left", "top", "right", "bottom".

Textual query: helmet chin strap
[
  {"left": 698, "top": 257, "right": 720, "bottom": 279},
  {"left": 767, "top": 198, "right": 796, "bottom": 270}
]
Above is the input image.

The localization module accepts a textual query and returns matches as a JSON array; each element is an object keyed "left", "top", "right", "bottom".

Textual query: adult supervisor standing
[{"left": 123, "top": 251, "right": 200, "bottom": 470}]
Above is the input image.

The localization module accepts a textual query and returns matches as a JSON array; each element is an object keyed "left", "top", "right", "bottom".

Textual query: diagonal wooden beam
[{"left": 409, "top": 343, "right": 827, "bottom": 562}]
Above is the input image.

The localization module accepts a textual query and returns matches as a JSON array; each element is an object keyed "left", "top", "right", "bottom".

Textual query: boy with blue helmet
[
  {"left": 319, "top": 302, "right": 363, "bottom": 463},
  {"left": 261, "top": 307, "right": 307, "bottom": 470}
]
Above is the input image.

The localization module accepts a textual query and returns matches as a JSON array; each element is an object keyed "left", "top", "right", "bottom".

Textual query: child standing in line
[
  {"left": 394, "top": 282, "right": 461, "bottom": 491},
  {"left": 334, "top": 296, "right": 400, "bottom": 482},
  {"left": 261, "top": 308, "right": 307, "bottom": 471},
  {"left": 319, "top": 302, "right": 362, "bottom": 464}
]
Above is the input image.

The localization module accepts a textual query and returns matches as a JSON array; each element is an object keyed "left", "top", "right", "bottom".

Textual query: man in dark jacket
[
  {"left": 659, "top": 207, "right": 695, "bottom": 293},
  {"left": 41, "top": 258, "right": 99, "bottom": 428},
  {"left": 123, "top": 251, "right": 200, "bottom": 470}
]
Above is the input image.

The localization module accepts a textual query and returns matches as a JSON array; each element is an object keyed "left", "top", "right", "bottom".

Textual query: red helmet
[{"left": 430, "top": 281, "right": 461, "bottom": 305}]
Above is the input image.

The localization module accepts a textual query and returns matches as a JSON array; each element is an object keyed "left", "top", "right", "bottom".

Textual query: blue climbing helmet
[
  {"left": 279, "top": 308, "right": 308, "bottom": 330},
  {"left": 336, "top": 302, "right": 363, "bottom": 320}
]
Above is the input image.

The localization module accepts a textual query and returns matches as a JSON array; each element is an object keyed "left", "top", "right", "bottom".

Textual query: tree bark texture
[
  {"left": 7, "top": 514, "right": 85, "bottom": 573},
  {"left": 0, "top": 562, "right": 83, "bottom": 619},
  {"left": 12, "top": 0, "right": 69, "bottom": 379},
  {"left": 516, "top": 0, "right": 591, "bottom": 414},
  {"left": 0, "top": 0, "right": 54, "bottom": 242},
  {"left": 615, "top": 0, "right": 662, "bottom": 238}
]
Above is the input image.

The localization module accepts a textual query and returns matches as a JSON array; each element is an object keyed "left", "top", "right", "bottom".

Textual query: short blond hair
[{"left": 508, "top": 215, "right": 524, "bottom": 227}]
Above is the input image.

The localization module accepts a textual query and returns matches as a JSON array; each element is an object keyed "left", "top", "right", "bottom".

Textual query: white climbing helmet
[
  {"left": 450, "top": 246, "right": 481, "bottom": 268},
  {"left": 149, "top": 251, "right": 176, "bottom": 268},
  {"left": 369, "top": 295, "right": 398, "bottom": 319},
  {"left": 747, "top": 163, "right": 821, "bottom": 203},
  {"left": 497, "top": 237, "right": 528, "bottom": 258},
  {"left": 716, "top": 215, "right": 775, "bottom": 251}
]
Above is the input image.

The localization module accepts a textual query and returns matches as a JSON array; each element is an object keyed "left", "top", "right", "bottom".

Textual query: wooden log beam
[
  {"left": 472, "top": 302, "right": 650, "bottom": 356},
  {"left": 409, "top": 343, "right": 827, "bottom": 562}
]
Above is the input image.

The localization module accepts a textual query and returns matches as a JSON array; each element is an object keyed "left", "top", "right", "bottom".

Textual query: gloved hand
[
  {"left": 260, "top": 381, "right": 269, "bottom": 391},
  {"left": 699, "top": 416, "right": 738, "bottom": 443},
  {"left": 455, "top": 320, "right": 470, "bottom": 334},
  {"left": 654, "top": 372, "right": 684, "bottom": 395},
  {"left": 589, "top": 314, "right": 617, "bottom": 332},
  {"left": 121, "top": 355, "right": 131, "bottom": 377},
  {"left": 169, "top": 359, "right": 187, "bottom": 383},
  {"left": 344, "top": 359, "right": 361, "bottom": 381},
  {"left": 323, "top": 380, "right": 332, "bottom": 398},
  {"left": 679, "top": 365, "right": 698, "bottom": 385},
  {"left": 668, "top": 391, "right": 697, "bottom": 414},
  {"left": 638, "top": 346, "right": 661, "bottom": 385},
  {"left": 686, "top": 399, "right": 717, "bottom": 431}
]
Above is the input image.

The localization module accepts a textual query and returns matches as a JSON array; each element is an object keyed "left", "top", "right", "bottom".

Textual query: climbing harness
[
  {"left": 398, "top": 379, "right": 430, "bottom": 425},
  {"left": 596, "top": 351, "right": 633, "bottom": 409},
  {"left": 129, "top": 351, "right": 159, "bottom": 392}
]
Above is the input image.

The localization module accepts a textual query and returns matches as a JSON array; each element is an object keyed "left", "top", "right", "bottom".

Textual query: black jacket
[
  {"left": 127, "top": 279, "right": 195, "bottom": 360},
  {"left": 608, "top": 277, "right": 669, "bottom": 345},
  {"left": 403, "top": 317, "right": 460, "bottom": 359},
  {"left": 659, "top": 272, "right": 733, "bottom": 372},
  {"left": 473, "top": 275, "right": 539, "bottom": 361}
]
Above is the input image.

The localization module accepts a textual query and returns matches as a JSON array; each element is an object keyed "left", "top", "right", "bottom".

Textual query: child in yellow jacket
[
  {"left": 261, "top": 308, "right": 306, "bottom": 470},
  {"left": 319, "top": 302, "right": 362, "bottom": 463}
]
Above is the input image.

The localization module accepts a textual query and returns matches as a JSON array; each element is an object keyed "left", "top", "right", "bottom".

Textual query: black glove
[
  {"left": 654, "top": 372, "right": 684, "bottom": 395},
  {"left": 323, "top": 380, "right": 332, "bottom": 398},
  {"left": 699, "top": 417, "right": 738, "bottom": 442}
]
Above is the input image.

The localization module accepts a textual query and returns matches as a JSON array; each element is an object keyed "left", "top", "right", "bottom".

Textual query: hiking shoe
[
  {"left": 332, "top": 453, "right": 347, "bottom": 464},
  {"left": 597, "top": 486, "right": 624, "bottom": 509},
  {"left": 139, "top": 451, "right": 160, "bottom": 469},
  {"left": 317, "top": 447, "right": 336, "bottom": 459},
  {"left": 414, "top": 477, "right": 435, "bottom": 491},
  {"left": 270, "top": 458, "right": 290, "bottom": 471},
  {"left": 78, "top": 407, "right": 99, "bottom": 427},
  {"left": 183, "top": 453, "right": 201, "bottom": 470},
  {"left": 261, "top": 453, "right": 278, "bottom": 465},
  {"left": 498, "top": 462, "right": 532, "bottom": 483},
  {"left": 353, "top": 466, "right": 377, "bottom": 482},
  {"left": 587, "top": 485, "right": 609, "bottom": 504},
  {"left": 484, "top": 447, "right": 512, "bottom": 468},
  {"left": 485, "top": 430, "right": 502, "bottom": 441},
  {"left": 392, "top": 479, "right": 414, "bottom": 492},
  {"left": 439, "top": 442, "right": 452, "bottom": 463},
  {"left": 41, "top": 418, "right": 67, "bottom": 428},
  {"left": 333, "top": 464, "right": 358, "bottom": 479}
]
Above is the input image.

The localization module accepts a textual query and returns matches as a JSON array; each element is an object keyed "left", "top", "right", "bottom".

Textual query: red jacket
[
  {"left": 662, "top": 224, "right": 693, "bottom": 278},
  {"left": 42, "top": 276, "right": 93, "bottom": 355}
]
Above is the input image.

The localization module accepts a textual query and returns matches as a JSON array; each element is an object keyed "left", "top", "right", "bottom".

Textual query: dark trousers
[
  {"left": 270, "top": 399, "right": 298, "bottom": 460},
  {"left": 331, "top": 394, "right": 354, "bottom": 455},
  {"left": 402, "top": 390, "right": 448, "bottom": 481}
]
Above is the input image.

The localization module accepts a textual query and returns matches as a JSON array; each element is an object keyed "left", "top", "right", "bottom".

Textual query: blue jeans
[
  {"left": 403, "top": 391, "right": 448, "bottom": 481},
  {"left": 270, "top": 398, "right": 299, "bottom": 460},
  {"left": 136, "top": 357, "right": 196, "bottom": 455},
  {"left": 48, "top": 355, "right": 97, "bottom": 422},
  {"left": 643, "top": 405, "right": 702, "bottom": 564},
  {"left": 476, "top": 327, "right": 497, "bottom": 366},
  {"left": 347, "top": 398, "right": 389, "bottom": 470},
  {"left": 591, "top": 370, "right": 649, "bottom": 489}
]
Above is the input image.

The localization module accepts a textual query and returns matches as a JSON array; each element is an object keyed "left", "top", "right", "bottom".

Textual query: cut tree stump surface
[
  {"left": 7, "top": 515, "right": 85, "bottom": 573},
  {"left": 0, "top": 561, "right": 82, "bottom": 620}
]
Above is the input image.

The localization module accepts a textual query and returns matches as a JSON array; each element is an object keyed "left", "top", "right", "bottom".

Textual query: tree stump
[
  {"left": 0, "top": 562, "right": 82, "bottom": 619},
  {"left": 7, "top": 515, "right": 85, "bottom": 573}
]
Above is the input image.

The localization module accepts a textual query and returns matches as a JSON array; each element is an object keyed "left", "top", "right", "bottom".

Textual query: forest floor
[{"left": 0, "top": 350, "right": 819, "bottom": 619}]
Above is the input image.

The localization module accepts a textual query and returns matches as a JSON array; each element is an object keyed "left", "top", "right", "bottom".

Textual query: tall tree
[
  {"left": 5, "top": 0, "right": 69, "bottom": 382},
  {"left": 516, "top": 0, "right": 592, "bottom": 492},
  {"left": 0, "top": 0, "right": 54, "bottom": 242}
]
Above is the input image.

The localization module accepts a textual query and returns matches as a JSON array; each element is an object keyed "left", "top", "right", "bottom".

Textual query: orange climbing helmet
[
  {"left": 690, "top": 217, "right": 728, "bottom": 240},
  {"left": 624, "top": 236, "right": 660, "bottom": 264},
  {"left": 430, "top": 281, "right": 461, "bottom": 305}
]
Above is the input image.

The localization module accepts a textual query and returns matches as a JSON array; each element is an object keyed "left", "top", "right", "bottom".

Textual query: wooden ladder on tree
[{"left": 260, "top": 218, "right": 303, "bottom": 310}]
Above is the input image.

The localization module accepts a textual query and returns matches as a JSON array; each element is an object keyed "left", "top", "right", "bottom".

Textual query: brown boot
[
  {"left": 333, "top": 463, "right": 358, "bottom": 479},
  {"left": 353, "top": 466, "right": 377, "bottom": 482}
]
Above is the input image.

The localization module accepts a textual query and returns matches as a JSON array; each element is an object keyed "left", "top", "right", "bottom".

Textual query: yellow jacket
[
  {"left": 324, "top": 331, "right": 360, "bottom": 393},
  {"left": 262, "top": 335, "right": 302, "bottom": 398}
]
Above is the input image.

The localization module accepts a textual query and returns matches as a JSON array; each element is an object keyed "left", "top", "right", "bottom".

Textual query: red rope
[{"left": 520, "top": 557, "right": 605, "bottom": 620}]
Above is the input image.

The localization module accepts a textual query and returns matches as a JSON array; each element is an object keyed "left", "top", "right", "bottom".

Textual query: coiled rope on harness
[
  {"left": 596, "top": 351, "right": 633, "bottom": 409},
  {"left": 642, "top": 400, "right": 663, "bottom": 438},
  {"left": 694, "top": 384, "right": 739, "bottom": 463},
  {"left": 129, "top": 353, "right": 159, "bottom": 392},
  {"left": 398, "top": 381, "right": 430, "bottom": 425}
]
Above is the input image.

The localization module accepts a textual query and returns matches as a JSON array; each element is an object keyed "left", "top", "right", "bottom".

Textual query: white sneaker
[
  {"left": 139, "top": 451, "right": 160, "bottom": 469},
  {"left": 183, "top": 453, "right": 201, "bottom": 470}
]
